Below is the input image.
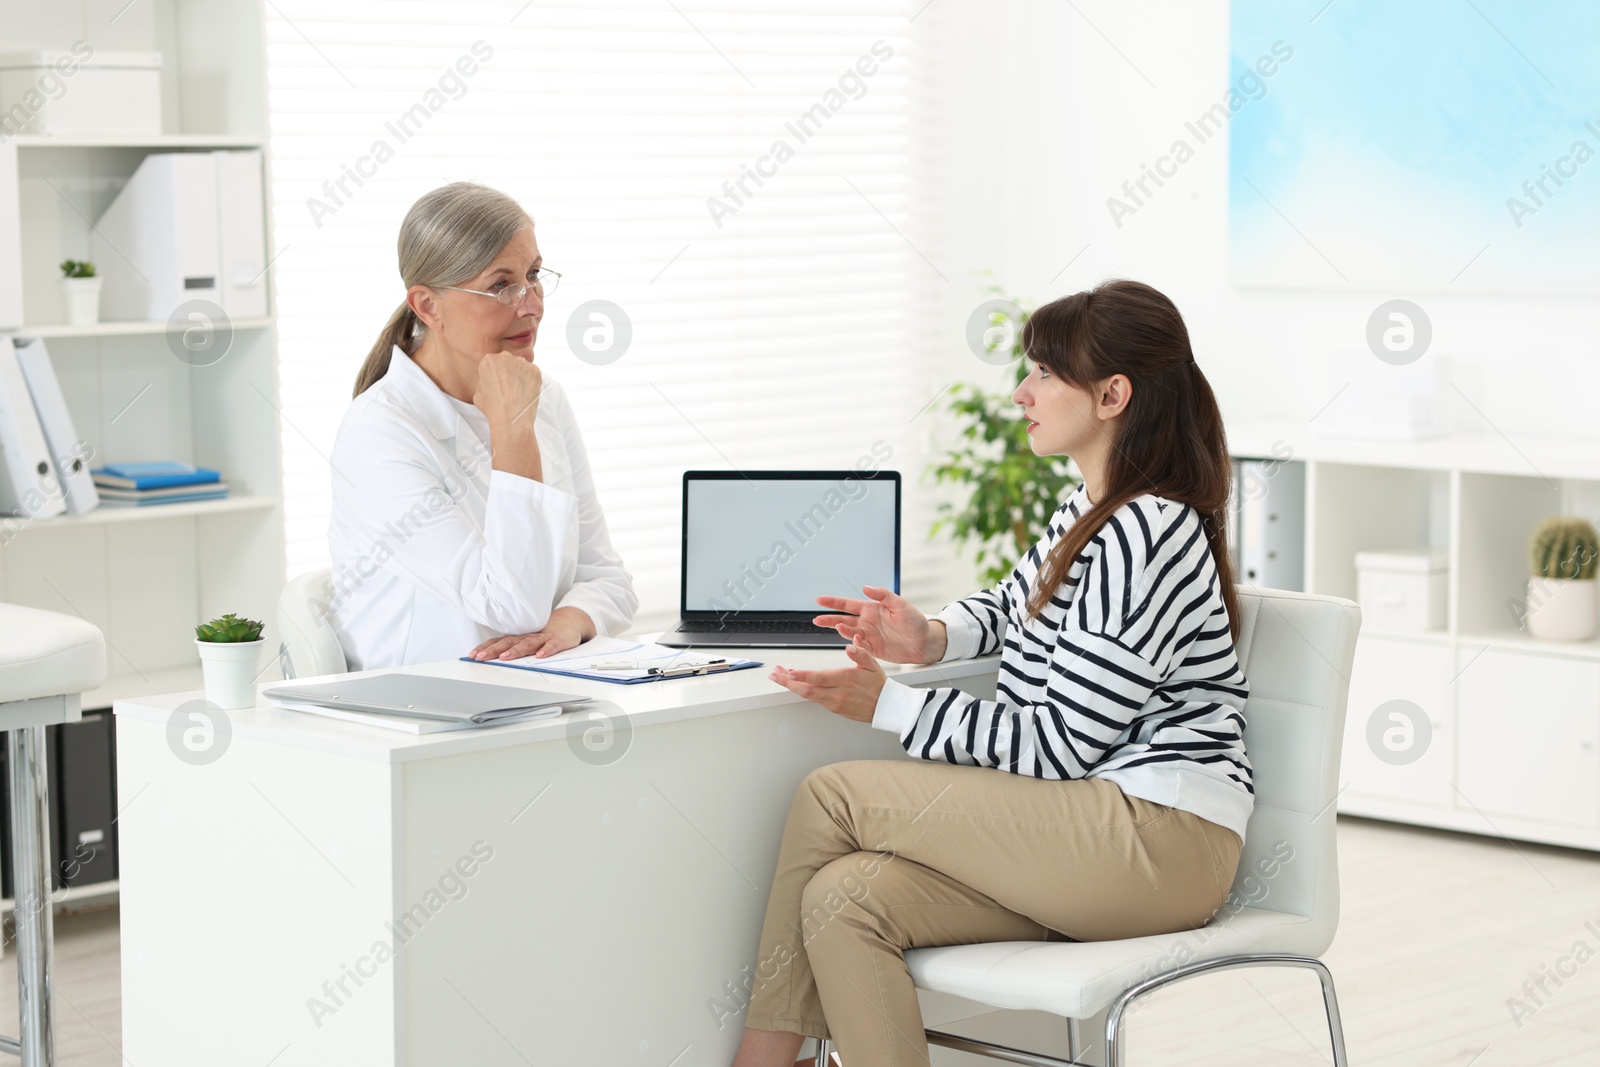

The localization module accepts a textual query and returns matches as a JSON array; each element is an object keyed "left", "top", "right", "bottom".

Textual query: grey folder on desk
[{"left": 262, "top": 672, "right": 591, "bottom": 724}]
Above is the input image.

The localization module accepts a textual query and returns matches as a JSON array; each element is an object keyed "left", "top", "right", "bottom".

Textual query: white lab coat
[{"left": 326, "top": 347, "right": 637, "bottom": 670}]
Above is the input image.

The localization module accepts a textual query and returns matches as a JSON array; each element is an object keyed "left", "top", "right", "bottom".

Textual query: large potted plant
[
  {"left": 195, "top": 613, "right": 266, "bottom": 710},
  {"left": 1526, "top": 517, "right": 1599, "bottom": 641},
  {"left": 928, "top": 296, "right": 1080, "bottom": 585}
]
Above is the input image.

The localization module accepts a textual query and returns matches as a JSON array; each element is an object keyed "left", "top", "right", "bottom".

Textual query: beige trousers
[{"left": 744, "top": 759, "right": 1242, "bottom": 1065}]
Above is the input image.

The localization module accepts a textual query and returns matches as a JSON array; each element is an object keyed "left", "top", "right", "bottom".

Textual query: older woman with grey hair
[{"left": 327, "top": 182, "right": 636, "bottom": 670}]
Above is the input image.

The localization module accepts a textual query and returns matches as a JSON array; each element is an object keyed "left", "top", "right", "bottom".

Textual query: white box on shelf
[
  {"left": 0, "top": 51, "right": 162, "bottom": 137},
  {"left": 1356, "top": 549, "right": 1448, "bottom": 633}
]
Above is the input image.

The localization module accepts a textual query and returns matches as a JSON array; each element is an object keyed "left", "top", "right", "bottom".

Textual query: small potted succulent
[
  {"left": 195, "top": 613, "right": 266, "bottom": 710},
  {"left": 58, "top": 259, "right": 101, "bottom": 326},
  {"left": 1526, "top": 517, "right": 1600, "bottom": 641}
]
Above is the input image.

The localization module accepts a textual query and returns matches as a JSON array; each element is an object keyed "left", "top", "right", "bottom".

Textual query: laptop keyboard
[{"left": 678, "top": 619, "right": 831, "bottom": 634}]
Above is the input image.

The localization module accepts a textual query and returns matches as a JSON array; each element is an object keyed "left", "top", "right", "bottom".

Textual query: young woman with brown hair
[{"left": 733, "top": 279, "right": 1251, "bottom": 1066}]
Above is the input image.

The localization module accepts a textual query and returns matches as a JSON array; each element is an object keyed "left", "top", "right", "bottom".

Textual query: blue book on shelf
[
  {"left": 92, "top": 461, "right": 221, "bottom": 490},
  {"left": 96, "top": 488, "right": 231, "bottom": 508}
]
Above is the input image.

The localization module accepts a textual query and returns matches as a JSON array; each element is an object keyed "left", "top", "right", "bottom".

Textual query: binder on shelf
[
  {"left": 216, "top": 150, "right": 269, "bottom": 319},
  {"left": 1236, "top": 456, "right": 1306, "bottom": 592},
  {"left": 0, "top": 337, "right": 66, "bottom": 519},
  {"left": 50, "top": 711, "right": 118, "bottom": 889},
  {"left": 91, "top": 150, "right": 267, "bottom": 322},
  {"left": 13, "top": 338, "right": 98, "bottom": 515}
]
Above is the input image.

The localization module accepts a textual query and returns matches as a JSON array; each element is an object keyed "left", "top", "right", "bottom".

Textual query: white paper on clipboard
[{"left": 497, "top": 635, "right": 734, "bottom": 681}]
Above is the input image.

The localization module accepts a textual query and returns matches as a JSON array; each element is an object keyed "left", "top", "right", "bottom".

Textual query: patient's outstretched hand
[{"left": 812, "top": 585, "right": 944, "bottom": 664}]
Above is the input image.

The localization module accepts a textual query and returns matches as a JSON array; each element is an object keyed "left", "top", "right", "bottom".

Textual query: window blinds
[{"left": 266, "top": 0, "right": 955, "bottom": 633}]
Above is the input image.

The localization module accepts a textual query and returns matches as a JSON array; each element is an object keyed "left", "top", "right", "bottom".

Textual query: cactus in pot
[
  {"left": 1530, "top": 518, "right": 1600, "bottom": 581},
  {"left": 1525, "top": 517, "right": 1600, "bottom": 641}
]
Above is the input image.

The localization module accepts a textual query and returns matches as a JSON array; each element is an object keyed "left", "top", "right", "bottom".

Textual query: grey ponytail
[
  {"left": 354, "top": 182, "right": 533, "bottom": 398},
  {"left": 354, "top": 302, "right": 420, "bottom": 398}
]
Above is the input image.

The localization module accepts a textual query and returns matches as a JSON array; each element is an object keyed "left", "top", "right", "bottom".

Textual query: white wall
[{"left": 929, "top": 0, "right": 1600, "bottom": 444}]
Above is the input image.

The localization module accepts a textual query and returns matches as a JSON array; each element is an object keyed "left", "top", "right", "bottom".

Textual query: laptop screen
[{"left": 681, "top": 471, "right": 900, "bottom": 615}]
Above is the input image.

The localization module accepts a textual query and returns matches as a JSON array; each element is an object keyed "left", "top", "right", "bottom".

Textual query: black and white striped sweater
[{"left": 871, "top": 483, "right": 1254, "bottom": 841}]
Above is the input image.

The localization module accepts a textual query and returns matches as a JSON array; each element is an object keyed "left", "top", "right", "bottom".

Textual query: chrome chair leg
[
  {"left": 9, "top": 725, "right": 55, "bottom": 1066},
  {"left": 1103, "top": 954, "right": 1347, "bottom": 1067},
  {"left": 1302, "top": 956, "right": 1350, "bottom": 1067}
]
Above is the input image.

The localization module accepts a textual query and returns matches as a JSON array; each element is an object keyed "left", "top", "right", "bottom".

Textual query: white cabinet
[
  {"left": 1232, "top": 421, "right": 1600, "bottom": 851},
  {"left": 1456, "top": 647, "right": 1600, "bottom": 827},
  {"left": 1341, "top": 634, "right": 1454, "bottom": 807}
]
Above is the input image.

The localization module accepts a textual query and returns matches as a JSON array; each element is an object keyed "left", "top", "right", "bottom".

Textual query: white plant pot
[
  {"left": 195, "top": 638, "right": 266, "bottom": 710},
  {"left": 1525, "top": 577, "right": 1598, "bottom": 641},
  {"left": 60, "top": 277, "right": 102, "bottom": 326}
]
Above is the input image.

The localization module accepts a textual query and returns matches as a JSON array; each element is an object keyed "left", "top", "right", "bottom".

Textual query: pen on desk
[
  {"left": 648, "top": 660, "right": 731, "bottom": 677},
  {"left": 590, "top": 658, "right": 728, "bottom": 674}
]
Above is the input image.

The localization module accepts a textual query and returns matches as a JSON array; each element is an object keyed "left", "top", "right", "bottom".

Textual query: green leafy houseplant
[
  {"left": 928, "top": 298, "right": 1080, "bottom": 586},
  {"left": 1530, "top": 517, "right": 1600, "bottom": 580},
  {"left": 59, "top": 259, "right": 95, "bottom": 278},
  {"left": 195, "top": 613, "right": 265, "bottom": 643}
]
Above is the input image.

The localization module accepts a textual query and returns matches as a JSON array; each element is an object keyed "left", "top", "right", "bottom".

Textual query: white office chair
[
  {"left": 818, "top": 587, "right": 1361, "bottom": 1067},
  {"left": 275, "top": 566, "right": 347, "bottom": 680}
]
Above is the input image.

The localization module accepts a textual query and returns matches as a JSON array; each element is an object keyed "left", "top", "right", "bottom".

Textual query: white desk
[{"left": 113, "top": 641, "right": 1004, "bottom": 1066}]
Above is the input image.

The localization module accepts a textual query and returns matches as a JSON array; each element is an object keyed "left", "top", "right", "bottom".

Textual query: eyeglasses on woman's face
[{"left": 440, "top": 267, "right": 562, "bottom": 308}]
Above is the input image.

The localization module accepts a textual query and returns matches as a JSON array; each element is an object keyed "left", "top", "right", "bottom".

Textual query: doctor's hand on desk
[
  {"left": 467, "top": 606, "right": 595, "bottom": 661},
  {"left": 811, "top": 585, "right": 947, "bottom": 664},
  {"left": 769, "top": 639, "right": 886, "bottom": 724}
]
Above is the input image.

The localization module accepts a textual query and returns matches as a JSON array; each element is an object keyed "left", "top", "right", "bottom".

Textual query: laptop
[{"left": 657, "top": 470, "right": 901, "bottom": 648}]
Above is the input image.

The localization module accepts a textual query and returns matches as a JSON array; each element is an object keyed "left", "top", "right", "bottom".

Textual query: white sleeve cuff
[
  {"left": 934, "top": 605, "right": 982, "bottom": 662},
  {"left": 488, "top": 468, "right": 578, "bottom": 511},
  {"left": 871, "top": 677, "right": 927, "bottom": 738}
]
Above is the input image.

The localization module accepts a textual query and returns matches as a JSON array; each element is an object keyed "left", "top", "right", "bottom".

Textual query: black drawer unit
[
  {"left": 0, "top": 710, "right": 121, "bottom": 898},
  {"left": 49, "top": 710, "right": 119, "bottom": 889}
]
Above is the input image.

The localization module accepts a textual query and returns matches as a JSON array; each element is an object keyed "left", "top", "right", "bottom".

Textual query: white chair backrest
[
  {"left": 1228, "top": 587, "right": 1361, "bottom": 937},
  {"left": 275, "top": 567, "right": 347, "bottom": 680}
]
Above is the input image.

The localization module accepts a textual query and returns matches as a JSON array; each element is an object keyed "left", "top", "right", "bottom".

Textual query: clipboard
[{"left": 461, "top": 636, "right": 763, "bottom": 685}]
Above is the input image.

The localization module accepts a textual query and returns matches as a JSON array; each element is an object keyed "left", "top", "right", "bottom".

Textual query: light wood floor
[
  {"left": 1129, "top": 816, "right": 1600, "bottom": 1066},
  {"left": 0, "top": 815, "right": 1596, "bottom": 1065}
]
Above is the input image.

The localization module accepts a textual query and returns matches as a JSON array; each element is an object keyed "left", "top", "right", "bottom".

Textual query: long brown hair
[
  {"left": 353, "top": 182, "right": 532, "bottom": 397},
  {"left": 1022, "top": 280, "right": 1242, "bottom": 639}
]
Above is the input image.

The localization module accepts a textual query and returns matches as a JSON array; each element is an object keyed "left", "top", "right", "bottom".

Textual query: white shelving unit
[
  {"left": 1233, "top": 421, "right": 1600, "bottom": 852},
  {"left": 0, "top": 0, "right": 283, "bottom": 919}
]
